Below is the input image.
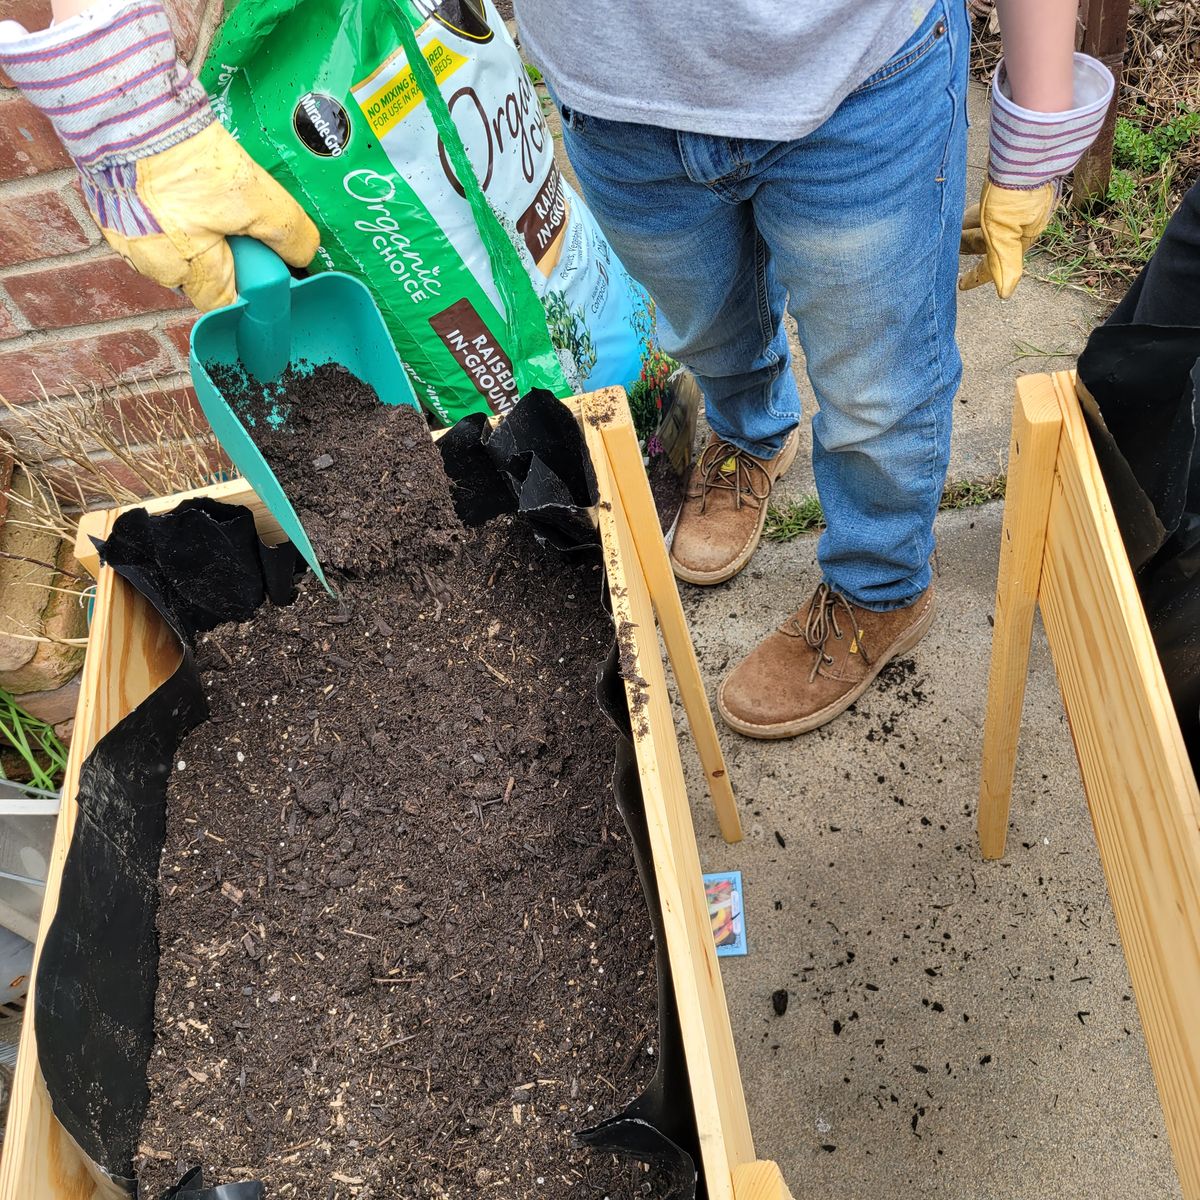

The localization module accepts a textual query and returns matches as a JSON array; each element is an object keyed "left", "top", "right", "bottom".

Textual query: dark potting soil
[
  {"left": 644, "top": 453, "right": 685, "bottom": 536},
  {"left": 136, "top": 368, "right": 663, "bottom": 1199},
  {"left": 214, "top": 363, "right": 459, "bottom": 578}
]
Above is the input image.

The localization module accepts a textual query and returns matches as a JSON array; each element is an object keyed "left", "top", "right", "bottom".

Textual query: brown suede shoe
[
  {"left": 669, "top": 430, "right": 799, "bottom": 586},
  {"left": 717, "top": 583, "right": 936, "bottom": 738}
]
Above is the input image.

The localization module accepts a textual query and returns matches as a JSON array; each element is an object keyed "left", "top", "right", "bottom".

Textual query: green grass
[
  {"left": 763, "top": 494, "right": 825, "bottom": 541},
  {"left": 765, "top": 474, "right": 1007, "bottom": 543},
  {"left": 0, "top": 689, "right": 67, "bottom": 791},
  {"left": 525, "top": 62, "right": 543, "bottom": 85},
  {"left": 1106, "top": 163, "right": 1175, "bottom": 260},
  {"left": 1038, "top": 107, "right": 1200, "bottom": 292},
  {"left": 940, "top": 475, "right": 1008, "bottom": 509},
  {"left": 1009, "top": 337, "right": 1076, "bottom": 363}
]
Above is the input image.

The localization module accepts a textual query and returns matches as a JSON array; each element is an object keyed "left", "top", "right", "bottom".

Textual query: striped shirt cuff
[
  {"left": 988, "top": 53, "right": 1115, "bottom": 189},
  {"left": 0, "top": 0, "right": 212, "bottom": 171}
]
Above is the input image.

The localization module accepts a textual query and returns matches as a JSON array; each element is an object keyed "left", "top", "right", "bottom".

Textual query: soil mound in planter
[
  {"left": 220, "top": 362, "right": 461, "bottom": 577},
  {"left": 137, "top": 370, "right": 662, "bottom": 1198}
]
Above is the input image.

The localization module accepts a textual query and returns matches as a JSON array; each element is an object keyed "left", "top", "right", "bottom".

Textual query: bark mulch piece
[{"left": 136, "top": 368, "right": 664, "bottom": 1199}]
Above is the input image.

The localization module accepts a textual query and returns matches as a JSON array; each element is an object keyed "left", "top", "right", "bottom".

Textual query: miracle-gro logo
[{"left": 293, "top": 92, "right": 351, "bottom": 158}]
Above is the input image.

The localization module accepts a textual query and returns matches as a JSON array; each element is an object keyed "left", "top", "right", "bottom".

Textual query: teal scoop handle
[
  {"left": 229, "top": 236, "right": 292, "bottom": 383},
  {"left": 192, "top": 237, "right": 330, "bottom": 593}
]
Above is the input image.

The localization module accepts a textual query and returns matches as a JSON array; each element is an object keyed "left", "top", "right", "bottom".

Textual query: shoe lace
[
  {"left": 690, "top": 440, "right": 771, "bottom": 513},
  {"left": 782, "top": 583, "right": 872, "bottom": 682}
]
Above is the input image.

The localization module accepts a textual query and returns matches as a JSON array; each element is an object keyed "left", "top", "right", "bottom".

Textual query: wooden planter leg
[
  {"left": 588, "top": 392, "right": 743, "bottom": 844},
  {"left": 977, "top": 376, "right": 1063, "bottom": 860},
  {"left": 732, "top": 1160, "right": 796, "bottom": 1200}
]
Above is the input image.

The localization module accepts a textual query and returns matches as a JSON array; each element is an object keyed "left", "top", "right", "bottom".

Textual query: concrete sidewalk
[
  {"left": 533, "top": 60, "right": 1179, "bottom": 1197},
  {"left": 679, "top": 505, "right": 1179, "bottom": 1199}
]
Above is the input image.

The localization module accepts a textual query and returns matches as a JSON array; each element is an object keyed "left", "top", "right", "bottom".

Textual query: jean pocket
[
  {"left": 543, "top": 77, "right": 587, "bottom": 132},
  {"left": 852, "top": 3, "right": 948, "bottom": 95}
]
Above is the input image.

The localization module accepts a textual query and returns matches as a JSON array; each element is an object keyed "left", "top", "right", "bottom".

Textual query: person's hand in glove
[
  {"left": 959, "top": 181, "right": 1058, "bottom": 300},
  {"left": 0, "top": 0, "right": 319, "bottom": 311},
  {"left": 960, "top": 0, "right": 1114, "bottom": 299}
]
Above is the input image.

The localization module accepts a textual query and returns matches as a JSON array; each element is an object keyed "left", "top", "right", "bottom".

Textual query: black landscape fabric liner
[
  {"left": 1078, "top": 323, "right": 1200, "bottom": 772},
  {"left": 33, "top": 393, "right": 703, "bottom": 1200}
]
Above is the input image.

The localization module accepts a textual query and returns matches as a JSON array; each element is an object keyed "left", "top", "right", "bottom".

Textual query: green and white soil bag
[{"left": 202, "top": 0, "right": 655, "bottom": 424}]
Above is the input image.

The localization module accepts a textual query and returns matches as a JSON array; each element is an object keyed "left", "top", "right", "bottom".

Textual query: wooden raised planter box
[
  {"left": 980, "top": 371, "right": 1200, "bottom": 1198},
  {"left": 0, "top": 391, "right": 791, "bottom": 1200}
]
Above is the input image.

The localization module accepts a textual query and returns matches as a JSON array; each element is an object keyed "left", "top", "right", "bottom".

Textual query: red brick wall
[{"left": 0, "top": 0, "right": 223, "bottom": 449}]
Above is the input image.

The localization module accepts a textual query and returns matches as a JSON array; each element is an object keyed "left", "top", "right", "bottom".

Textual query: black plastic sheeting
[
  {"left": 1078, "top": 324, "right": 1200, "bottom": 771},
  {"left": 34, "top": 391, "right": 703, "bottom": 1200}
]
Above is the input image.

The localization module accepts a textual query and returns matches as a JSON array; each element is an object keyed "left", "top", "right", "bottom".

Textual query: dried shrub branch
[{"left": 0, "top": 374, "right": 235, "bottom": 520}]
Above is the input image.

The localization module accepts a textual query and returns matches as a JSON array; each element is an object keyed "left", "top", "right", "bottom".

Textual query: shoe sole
[
  {"left": 717, "top": 589, "right": 937, "bottom": 739},
  {"left": 670, "top": 431, "right": 800, "bottom": 587}
]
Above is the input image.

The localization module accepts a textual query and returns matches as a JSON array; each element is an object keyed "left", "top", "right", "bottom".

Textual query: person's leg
[
  {"left": 548, "top": 91, "right": 802, "bottom": 583},
  {"left": 753, "top": 0, "right": 970, "bottom": 611},
  {"left": 548, "top": 91, "right": 800, "bottom": 458},
  {"left": 717, "top": 0, "right": 969, "bottom": 738}
]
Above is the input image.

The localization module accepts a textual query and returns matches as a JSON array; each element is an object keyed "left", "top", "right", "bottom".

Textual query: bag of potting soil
[{"left": 201, "top": 0, "right": 656, "bottom": 425}]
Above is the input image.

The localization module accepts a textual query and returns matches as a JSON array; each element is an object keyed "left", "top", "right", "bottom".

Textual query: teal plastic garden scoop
[{"left": 190, "top": 237, "right": 420, "bottom": 593}]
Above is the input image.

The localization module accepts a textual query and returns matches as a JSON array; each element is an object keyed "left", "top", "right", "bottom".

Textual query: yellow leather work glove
[
  {"left": 100, "top": 123, "right": 321, "bottom": 312},
  {"left": 958, "top": 180, "right": 1056, "bottom": 300},
  {"left": 0, "top": 0, "right": 318, "bottom": 312},
  {"left": 963, "top": 53, "right": 1116, "bottom": 299}
]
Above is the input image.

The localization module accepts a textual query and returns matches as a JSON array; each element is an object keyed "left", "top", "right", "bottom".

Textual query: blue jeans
[{"left": 548, "top": 0, "right": 969, "bottom": 609}]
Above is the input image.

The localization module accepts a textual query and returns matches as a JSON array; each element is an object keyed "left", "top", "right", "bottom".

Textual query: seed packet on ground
[{"left": 703, "top": 870, "right": 747, "bottom": 957}]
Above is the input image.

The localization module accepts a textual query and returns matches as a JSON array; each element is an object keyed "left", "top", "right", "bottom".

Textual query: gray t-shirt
[{"left": 515, "top": 0, "right": 938, "bottom": 142}]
